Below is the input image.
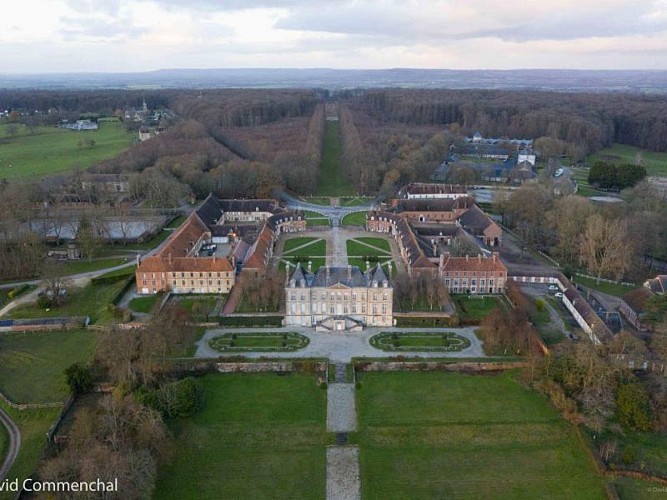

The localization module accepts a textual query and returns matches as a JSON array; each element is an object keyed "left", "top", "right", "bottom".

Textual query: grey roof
[
  {"left": 220, "top": 199, "right": 277, "bottom": 213},
  {"left": 288, "top": 263, "right": 392, "bottom": 289},
  {"left": 195, "top": 194, "right": 224, "bottom": 227},
  {"left": 458, "top": 205, "right": 493, "bottom": 233}
]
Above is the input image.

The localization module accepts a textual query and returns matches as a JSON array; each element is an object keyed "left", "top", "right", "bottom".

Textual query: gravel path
[
  {"left": 196, "top": 326, "right": 485, "bottom": 363},
  {"left": 327, "top": 384, "right": 357, "bottom": 432},
  {"left": 326, "top": 446, "right": 361, "bottom": 500},
  {"left": 0, "top": 406, "right": 21, "bottom": 481}
]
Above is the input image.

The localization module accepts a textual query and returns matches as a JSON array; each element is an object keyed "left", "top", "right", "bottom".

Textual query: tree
[
  {"left": 546, "top": 196, "right": 595, "bottom": 264},
  {"left": 616, "top": 381, "right": 652, "bottom": 431},
  {"left": 64, "top": 363, "right": 93, "bottom": 394},
  {"left": 76, "top": 212, "right": 101, "bottom": 261},
  {"left": 39, "top": 262, "right": 71, "bottom": 308},
  {"left": 578, "top": 214, "right": 632, "bottom": 282}
]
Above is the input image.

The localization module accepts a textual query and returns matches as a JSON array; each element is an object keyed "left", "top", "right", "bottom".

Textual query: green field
[
  {"left": 588, "top": 143, "right": 667, "bottom": 176},
  {"left": 8, "top": 279, "right": 129, "bottom": 324},
  {"left": 57, "top": 257, "right": 131, "bottom": 275},
  {"left": 314, "top": 121, "right": 355, "bottom": 196},
  {"left": 614, "top": 477, "right": 667, "bottom": 500},
  {"left": 208, "top": 332, "right": 309, "bottom": 352},
  {"left": 283, "top": 237, "right": 321, "bottom": 254},
  {"left": 129, "top": 294, "right": 162, "bottom": 313},
  {"left": 346, "top": 238, "right": 391, "bottom": 259},
  {"left": 453, "top": 295, "right": 506, "bottom": 322},
  {"left": 355, "top": 371, "right": 607, "bottom": 499},
  {"left": 303, "top": 210, "right": 330, "bottom": 226},
  {"left": 342, "top": 197, "right": 373, "bottom": 206},
  {"left": 0, "top": 403, "right": 61, "bottom": 500},
  {"left": 0, "top": 121, "right": 134, "bottom": 178},
  {"left": 0, "top": 329, "right": 97, "bottom": 404},
  {"left": 154, "top": 374, "right": 327, "bottom": 499},
  {"left": 573, "top": 275, "right": 638, "bottom": 297},
  {"left": 341, "top": 211, "right": 367, "bottom": 226},
  {"left": 370, "top": 332, "right": 471, "bottom": 352},
  {"left": 175, "top": 295, "right": 221, "bottom": 321}
]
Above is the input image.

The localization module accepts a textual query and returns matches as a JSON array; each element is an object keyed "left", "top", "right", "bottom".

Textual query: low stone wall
[
  {"left": 215, "top": 362, "right": 327, "bottom": 374},
  {"left": 356, "top": 361, "right": 527, "bottom": 373}
]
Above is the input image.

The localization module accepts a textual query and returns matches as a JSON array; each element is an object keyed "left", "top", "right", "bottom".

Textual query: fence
[{"left": 0, "top": 390, "right": 63, "bottom": 411}]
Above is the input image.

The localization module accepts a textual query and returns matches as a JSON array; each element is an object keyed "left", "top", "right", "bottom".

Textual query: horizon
[{"left": 3, "top": 1, "right": 667, "bottom": 73}]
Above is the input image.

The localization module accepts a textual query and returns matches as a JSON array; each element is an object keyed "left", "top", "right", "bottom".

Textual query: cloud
[{"left": 59, "top": 15, "right": 147, "bottom": 40}]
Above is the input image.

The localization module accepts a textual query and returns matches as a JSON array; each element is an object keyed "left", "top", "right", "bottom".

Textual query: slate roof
[
  {"left": 622, "top": 287, "right": 653, "bottom": 314},
  {"left": 458, "top": 204, "right": 494, "bottom": 233},
  {"left": 397, "top": 197, "right": 475, "bottom": 213},
  {"left": 219, "top": 199, "right": 277, "bottom": 213},
  {"left": 195, "top": 194, "right": 223, "bottom": 227},
  {"left": 288, "top": 263, "right": 392, "bottom": 288}
]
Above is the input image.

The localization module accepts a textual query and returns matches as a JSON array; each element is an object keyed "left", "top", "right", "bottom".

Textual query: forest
[{"left": 1, "top": 88, "right": 667, "bottom": 202}]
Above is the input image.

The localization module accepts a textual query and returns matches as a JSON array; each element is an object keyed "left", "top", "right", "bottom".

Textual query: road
[
  {"left": 280, "top": 191, "right": 380, "bottom": 226},
  {"left": 0, "top": 405, "right": 21, "bottom": 481}
]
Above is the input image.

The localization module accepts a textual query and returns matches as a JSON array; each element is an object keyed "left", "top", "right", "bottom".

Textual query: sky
[{"left": 2, "top": 0, "right": 667, "bottom": 73}]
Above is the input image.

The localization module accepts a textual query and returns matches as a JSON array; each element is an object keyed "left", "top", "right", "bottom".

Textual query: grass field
[
  {"left": 341, "top": 211, "right": 368, "bottom": 226},
  {"left": 314, "top": 121, "right": 355, "bottom": 196},
  {"left": 154, "top": 374, "right": 327, "bottom": 499},
  {"left": 0, "top": 121, "right": 134, "bottom": 178},
  {"left": 614, "top": 477, "right": 667, "bottom": 500},
  {"left": 355, "top": 371, "right": 607, "bottom": 499},
  {"left": 56, "top": 257, "right": 130, "bottom": 275},
  {"left": 573, "top": 275, "right": 638, "bottom": 297},
  {"left": 588, "top": 143, "right": 667, "bottom": 176},
  {"left": 303, "top": 210, "right": 330, "bottom": 226},
  {"left": 0, "top": 329, "right": 97, "bottom": 403},
  {"left": 0, "top": 403, "right": 60, "bottom": 500},
  {"left": 129, "top": 294, "right": 162, "bottom": 313},
  {"left": 346, "top": 238, "right": 391, "bottom": 260},
  {"left": 8, "top": 279, "right": 129, "bottom": 324},
  {"left": 175, "top": 295, "right": 221, "bottom": 321},
  {"left": 453, "top": 295, "right": 507, "bottom": 322},
  {"left": 283, "top": 237, "right": 320, "bottom": 253}
]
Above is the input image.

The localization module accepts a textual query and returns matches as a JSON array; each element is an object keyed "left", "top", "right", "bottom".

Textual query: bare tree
[{"left": 579, "top": 214, "right": 632, "bottom": 282}]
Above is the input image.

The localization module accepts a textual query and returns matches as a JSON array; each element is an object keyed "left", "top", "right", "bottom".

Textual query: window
[
  {"left": 300, "top": 294, "right": 305, "bottom": 301},
  {"left": 290, "top": 293, "right": 296, "bottom": 301},
  {"left": 321, "top": 292, "right": 326, "bottom": 300},
  {"left": 330, "top": 305, "right": 335, "bottom": 314},
  {"left": 142, "top": 280, "right": 147, "bottom": 286},
  {"left": 352, "top": 293, "right": 357, "bottom": 301},
  {"left": 172, "top": 280, "right": 176, "bottom": 286},
  {"left": 383, "top": 293, "right": 388, "bottom": 301},
  {"left": 382, "top": 304, "right": 387, "bottom": 314},
  {"left": 352, "top": 305, "right": 357, "bottom": 314},
  {"left": 373, "top": 293, "right": 378, "bottom": 301}
]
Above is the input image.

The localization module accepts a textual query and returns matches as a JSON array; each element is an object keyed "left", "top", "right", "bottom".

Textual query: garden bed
[
  {"left": 369, "top": 332, "right": 471, "bottom": 352},
  {"left": 208, "top": 332, "right": 309, "bottom": 353}
]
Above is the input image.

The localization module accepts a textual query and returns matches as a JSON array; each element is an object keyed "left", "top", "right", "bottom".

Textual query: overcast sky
[{"left": 3, "top": 0, "right": 667, "bottom": 73}]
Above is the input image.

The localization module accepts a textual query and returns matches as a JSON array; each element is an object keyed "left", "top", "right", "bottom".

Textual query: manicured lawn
[
  {"left": 303, "top": 211, "right": 330, "bottom": 226},
  {"left": 303, "top": 197, "right": 331, "bottom": 205},
  {"left": 93, "top": 264, "right": 136, "bottom": 280},
  {"left": 353, "top": 237, "right": 390, "bottom": 252},
  {"left": 573, "top": 275, "right": 638, "bottom": 297},
  {"left": 346, "top": 239, "right": 391, "bottom": 259},
  {"left": 314, "top": 120, "right": 355, "bottom": 196},
  {"left": 8, "top": 279, "right": 129, "bottom": 324},
  {"left": 342, "top": 197, "right": 373, "bottom": 206},
  {"left": 453, "top": 295, "right": 507, "bottom": 322},
  {"left": 129, "top": 294, "right": 162, "bottom": 313},
  {"left": 341, "top": 211, "right": 367, "bottom": 226},
  {"left": 176, "top": 296, "right": 221, "bottom": 321},
  {"left": 355, "top": 371, "right": 607, "bottom": 499},
  {"left": 370, "top": 332, "right": 471, "bottom": 352},
  {"left": 0, "top": 403, "right": 60, "bottom": 500},
  {"left": 56, "top": 257, "right": 130, "bottom": 275},
  {"left": 588, "top": 143, "right": 667, "bottom": 176},
  {"left": 154, "top": 374, "right": 327, "bottom": 500},
  {"left": 208, "top": 332, "right": 309, "bottom": 352},
  {"left": 283, "top": 237, "right": 320, "bottom": 254},
  {"left": 0, "top": 329, "right": 98, "bottom": 403},
  {"left": 0, "top": 121, "right": 134, "bottom": 178},
  {"left": 283, "top": 239, "right": 326, "bottom": 258}
]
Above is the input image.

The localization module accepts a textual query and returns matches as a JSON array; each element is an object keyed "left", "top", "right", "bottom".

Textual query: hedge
[
  {"left": 219, "top": 316, "right": 283, "bottom": 327},
  {"left": 394, "top": 316, "right": 459, "bottom": 328}
]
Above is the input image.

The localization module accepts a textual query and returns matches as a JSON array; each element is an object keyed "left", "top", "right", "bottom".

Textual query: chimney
[
  {"left": 466, "top": 254, "right": 469, "bottom": 262},
  {"left": 439, "top": 253, "right": 445, "bottom": 268},
  {"left": 285, "top": 262, "right": 290, "bottom": 284},
  {"left": 307, "top": 261, "right": 312, "bottom": 273},
  {"left": 366, "top": 260, "right": 370, "bottom": 272},
  {"left": 136, "top": 254, "right": 140, "bottom": 266},
  {"left": 168, "top": 253, "right": 172, "bottom": 265},
  {"left": 347, "top": 265, "right": 352, "bottom": 281},
  {"left": 478, "top": 254, "right": 482, "bottom": 262}
]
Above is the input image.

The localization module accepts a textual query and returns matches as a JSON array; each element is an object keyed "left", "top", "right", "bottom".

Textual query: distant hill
[{"left": 1, "top": 68, "right": 667, "bottom": 92}]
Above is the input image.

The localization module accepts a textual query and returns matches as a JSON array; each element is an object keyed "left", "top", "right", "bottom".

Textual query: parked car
[
  {"left": 548, "top": 285, "right": 559, "bottom": 291},
  {"left": 554, "top": 168, "right": 564, "bottom": 178},
  {"left": 554, "top": 292, "right": 564, "bottom": 298}
]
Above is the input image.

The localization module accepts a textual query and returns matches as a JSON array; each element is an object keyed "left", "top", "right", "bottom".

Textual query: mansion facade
[{"left": 284, "top": 263, "right": 393, "bottom": 331}]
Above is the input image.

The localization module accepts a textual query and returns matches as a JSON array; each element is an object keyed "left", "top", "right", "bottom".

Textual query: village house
[
  {"left": 619, "top": 274, "right": 667, "bottom": 331},
  {"left": 284, "top": 263, "right": 393, "bottom": 331}
]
